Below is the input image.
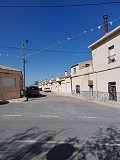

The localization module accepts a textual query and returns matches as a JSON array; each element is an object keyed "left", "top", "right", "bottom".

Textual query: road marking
[
  {"left": 105, "top": 143, "right": 120, "bottom": 147},
  {"left": 16, "top": 140, "right": 37, "bottom": 143},
  {"left": 77, "top": 116, "right": 97, "bottom": 119},
  {"left": 2, "top": 115, "right": 21, "bottom": 117},
  {"left": 38, "top": 115, "right": 59, "bottom": 118}
]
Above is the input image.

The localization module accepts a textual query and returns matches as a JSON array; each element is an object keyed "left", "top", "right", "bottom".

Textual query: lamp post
[{"left": 22, "top": 39, "right": 29, "bottom": 95}]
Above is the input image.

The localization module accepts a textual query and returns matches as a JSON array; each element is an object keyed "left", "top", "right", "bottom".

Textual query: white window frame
[
  {"left": 73, "top": 68, "right": 76, "bottom": 75},
  {"left": 108, "top": 45, "right": 116, "bottom": 63}
]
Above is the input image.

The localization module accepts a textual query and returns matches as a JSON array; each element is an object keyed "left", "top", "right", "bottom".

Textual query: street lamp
[{"left": 22, "top": 39, "right": 29, "bottom": 95}]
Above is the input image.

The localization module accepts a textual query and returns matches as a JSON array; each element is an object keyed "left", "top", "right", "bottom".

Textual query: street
[{"left": 0, "top": 92, "right": 120, "bottom": 159}]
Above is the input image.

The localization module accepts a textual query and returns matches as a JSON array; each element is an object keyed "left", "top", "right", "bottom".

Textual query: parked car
[
  {"left": 28, "top": 86, "right": 39, "bottom": 96},
  {"left": 44, "top": 87, "right": 51, "bottom": 92}
]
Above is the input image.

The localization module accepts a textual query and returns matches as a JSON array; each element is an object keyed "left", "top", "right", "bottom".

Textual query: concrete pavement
[
  {"left": 0, "top": 92, "right": 120, "bottom": 159},
  {"left": 2, "top": 91, "right": 120, "bottom": 110}
]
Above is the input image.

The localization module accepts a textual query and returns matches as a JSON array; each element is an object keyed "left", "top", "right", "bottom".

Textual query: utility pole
[{"left": 22, "top": 40, "right": 29, "bottom": 96}]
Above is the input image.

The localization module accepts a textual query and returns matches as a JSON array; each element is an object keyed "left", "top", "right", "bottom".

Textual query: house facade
[
  {"left": 88, "top": 25, "right": 120, "bottom": 101},
  {"left": 0, "top": 65, "right": 23, "bottom": 100},
  {"left": 56, "top": 71, "right": 71, "bottom": 94},
  {"left": 71, "top": 26, "right": 120, "bottom": 102},
  {"left": 41, "top": 25, "right": 120, "bottom": 103},
  {"left": 71, "top": 60, "right": 93, "bottom": 98}
]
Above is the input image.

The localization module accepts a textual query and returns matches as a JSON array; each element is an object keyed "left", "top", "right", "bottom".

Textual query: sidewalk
[
  {"left": 8, "top": 97, "right": 26, "bottom": 103},
  {"left": 55, "top": 92, "right": 120, "bottom": 109},
  {"left": 0, "top": 98, "right": 26, "bottom": 104},
  {"left": 1, "top": 92, "right": 120, "bottom": 109}
]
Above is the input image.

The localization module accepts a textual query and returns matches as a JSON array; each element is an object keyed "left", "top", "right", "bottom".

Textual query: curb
[
  {"left": 8, "top": 98, "right": 26, "bottom": 103},
  {"left": 54, "top": 92, "right": 120, "bottom": 109}
]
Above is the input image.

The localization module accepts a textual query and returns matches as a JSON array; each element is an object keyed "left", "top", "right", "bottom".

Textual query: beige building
[
  {"left": 71, "top": 26, "right": 120, "bottom": 102},
  {"left": 71, "top": 60, "right": 93, "bottom": 98},
  {"left": 89, "top": 25, "right": 120, "bottom": 101},
  {"left": 56, "top": 71, "right": 71, "bottom": 93},
  {"left": 42, "top": 79, "right": 57, "bottom": 92},
  {"left": 0, "top": 65, "right": 23, "bottom": 100}
]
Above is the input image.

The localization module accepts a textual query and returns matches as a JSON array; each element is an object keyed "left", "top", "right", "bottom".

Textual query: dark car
[{"left": 28, "top": 86, "right": 39, "bottom": 97}]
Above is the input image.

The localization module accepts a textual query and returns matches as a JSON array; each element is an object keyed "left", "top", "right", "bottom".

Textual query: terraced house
[
  {"left": 0, "top": 65, "right": 23, "bottom": 100},
  {"left": 71, "top": 60, "right": 93, "bottom": 99},
  {"left": 71, "top": 25, "right": 120, "bottom": 102},
  {"left": 88, "top": 25, "right": 120, "bottom": 102}
]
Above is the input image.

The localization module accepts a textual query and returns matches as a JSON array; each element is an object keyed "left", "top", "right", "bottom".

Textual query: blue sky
[{"left": 0, "top": 0, "right": 120, "bottom": 85}]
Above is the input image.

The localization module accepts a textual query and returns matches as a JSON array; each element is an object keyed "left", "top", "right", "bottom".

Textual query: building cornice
[{"left": 88, "top": 25, "right": 120, "bottom": 49}]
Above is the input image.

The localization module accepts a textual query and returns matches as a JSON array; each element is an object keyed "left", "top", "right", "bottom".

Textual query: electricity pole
[{"left": 22, "top": 40, "right": 29, "bottom": 95}]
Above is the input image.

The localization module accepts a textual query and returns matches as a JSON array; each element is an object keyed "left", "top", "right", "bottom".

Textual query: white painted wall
[
  {"left": 92, "top": 32, "right": 120, "bottom": 72},
  {"left": 61, "top": 83, "right": 65, "bottom": 92},
  {"left": 92, "top": 29, "right": 120, "bottom": 93}
]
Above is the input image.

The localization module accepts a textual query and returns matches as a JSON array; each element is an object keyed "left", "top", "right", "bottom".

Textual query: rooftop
[
  {"left": 0, "top": 65, "right": 21, "bottom": 72},
  {"left": 88, "top": 25, "right": 120, "bottom": 49}
]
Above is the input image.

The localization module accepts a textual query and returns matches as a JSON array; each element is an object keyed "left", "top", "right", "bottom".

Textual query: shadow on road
[
  {"left": 46, "top": 143, "right": 76, "bottom": 160},
  {"left": 24, "top": 93, "right": 47, "bottom": 102},
  {"left": 0, "top": 100, "right": 9, "bottom": 105},
  {"left": 0, "top": 125, "right": 120, "bottom": 159}
]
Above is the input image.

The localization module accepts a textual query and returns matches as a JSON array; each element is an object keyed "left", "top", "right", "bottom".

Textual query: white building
[{"left": 88, "top": 25, "right": 120, "bottom": 101}]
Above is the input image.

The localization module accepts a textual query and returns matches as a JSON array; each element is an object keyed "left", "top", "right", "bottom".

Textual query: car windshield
[{"left": 29, "top": 87, "right": 38, "bottom": 90}]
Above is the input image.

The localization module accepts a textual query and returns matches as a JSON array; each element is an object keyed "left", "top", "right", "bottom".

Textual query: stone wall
[{"left": 72, "top": 90, "right": 120, "bottom": 102}]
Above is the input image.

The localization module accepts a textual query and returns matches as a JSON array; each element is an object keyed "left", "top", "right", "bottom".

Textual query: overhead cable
[{"left": 0, "top": 2, "right": 120, "bottom": 8}]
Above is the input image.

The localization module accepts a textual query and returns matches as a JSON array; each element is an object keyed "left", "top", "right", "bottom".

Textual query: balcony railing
[{"left": 107, "top": 54, "right": 116, "bottom": 63}]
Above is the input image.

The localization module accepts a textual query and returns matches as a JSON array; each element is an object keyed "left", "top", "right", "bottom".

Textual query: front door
[
  {"left": 76, "top": 85, "right": 80, "bottom": 94},
  {"left": 108, "top": 82, "right": 117, "bottom": 101}
]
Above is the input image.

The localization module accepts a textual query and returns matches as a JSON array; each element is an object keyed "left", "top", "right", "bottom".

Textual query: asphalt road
[{"left": 0, "top": 92, "right": 120, "bottom": 160}]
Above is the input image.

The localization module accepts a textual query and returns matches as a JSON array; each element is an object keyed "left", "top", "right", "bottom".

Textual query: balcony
[{"left": 107, "top": 54, "right": 116, "bottom": 64}]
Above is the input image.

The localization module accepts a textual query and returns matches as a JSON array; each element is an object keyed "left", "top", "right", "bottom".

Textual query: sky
[{"left": 0, "top": 0, "right": 120, "bottom": 85}]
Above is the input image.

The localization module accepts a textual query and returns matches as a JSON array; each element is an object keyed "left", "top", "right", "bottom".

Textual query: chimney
[
  {"left": 103, "top": 15, "right": 108, "bottom": 35},
  {"left": 65, "top": 71, "right": 68, "bottom": 77}
]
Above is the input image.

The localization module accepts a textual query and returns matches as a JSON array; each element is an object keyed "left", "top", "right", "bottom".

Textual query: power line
[
  {"left": 0, "top": 16, "right": 119, "bottom": 58},
  {"left": 0, "top": 46, "right": 91, "bottom": 54},
  {"left": 0, "top": 53, "right": 81, "bottom": 64},
  {"left": 26, "top": 56, "right": 82, "bottom": 64},
  {"left": 0, "top": 2, "right": 120, "bottom": 8},
  {"left": 26, "top": 16, "right": 120, "bottom": 57}
]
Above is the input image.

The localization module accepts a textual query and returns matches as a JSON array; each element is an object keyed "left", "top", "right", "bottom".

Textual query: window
[
  {"left": 108, "top": 45, "right": 116, "bottom": 63},
  {"left": 85, "top": 64, "right": 90, "bottom": 67},
  {"left": 3, "top": 78, "right": 16, "bottom": 87},
  {"left": 73, "top": 68, "right": 76, "bottom": 75}
]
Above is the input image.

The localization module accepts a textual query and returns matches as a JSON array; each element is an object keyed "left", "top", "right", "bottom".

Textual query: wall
[
  {"left": 92, "top": 32, "right": 120, "bottom": 72},
  {"left": 90, "top": 30, "right": 120, "bottom": 101},
  {"left": 71, "top": 66, "right": 94, "bottom": 92},
  {"left": 0, "top": 71, "right": 22, "bottom": 100}
]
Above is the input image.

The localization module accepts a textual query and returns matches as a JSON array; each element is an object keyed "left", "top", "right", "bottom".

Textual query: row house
[
  {"left": 0, "top": 65, "right": 23, "bottom": 100},
  {"left": 56, "top": 71, "right": 71, "bottom": 94},
  {"left": 71, "top": 25, "right": 120, "bottom": 102},
  {"left": 42, "top": 79, "right": 56, "bottom": 91},
  {"left": 88, "top": 25, "right": 120, "bottom": 101},
  {"left": 71, "top": 60, "right": 93, "bottom": 99},
  {"left": 42, "top": 71, "right": 71, "bottom": 94},
  {"left": 42, "top": 18, "right": 120, "bottom": 103}
]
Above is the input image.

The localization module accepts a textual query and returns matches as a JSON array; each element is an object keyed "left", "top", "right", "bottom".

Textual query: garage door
[
  {"left": 66, "top": 83, "right": 71, "bottom": 93},
  {"left": 61, "top": 83, "right": 65, "bottom": 92}
]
